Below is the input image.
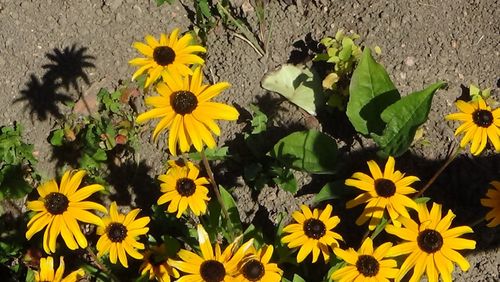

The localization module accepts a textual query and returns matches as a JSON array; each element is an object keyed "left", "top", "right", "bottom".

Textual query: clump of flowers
[
  {"left": 446, "top": 96, "right": 499, "bottom": 155},
  {"left": 136, "top": 66, "right": 239, "bottom": 155},
  {"left": 331, "top": 237, "right": 398, "bottom": 281},
  {"left": 129, "top": 28, "right": 206, "bottom": 88},
  {"left": 345, "top": 156, "right": 419, "bottom": 230},
  {"left": 96, "top": 202, "right": 150, "bottom": 267},
  {"left": 157, "top": 160, "right": 210, "bottom": 218},
  {"left": 26, "top": 170, "right": 106, "bottom": 253},
  {"left": 386, "top": 202, "right": 476, "bottom": 282},
  {"left": 481, "top": 180, "right": 500, "bottom": 227},
  {"left": 169, "top": 225, "right": 254, "bottom": 281},
  {"left": 281, "top": 204, "right": 343, "bottom": 263}
]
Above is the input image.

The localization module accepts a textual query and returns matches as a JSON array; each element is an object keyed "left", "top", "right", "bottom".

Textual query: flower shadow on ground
[{"left": 13, "top": 45, "right": 95, "bottom": 121}]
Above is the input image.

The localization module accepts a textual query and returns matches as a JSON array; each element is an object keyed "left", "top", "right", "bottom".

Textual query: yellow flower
[
  {"left": 140, "top": 244, "right": 180, "bottom": 282},
  {"left": 169, "top": 225, "right": 253, "bottom": 282},
  {"left": 34, "top": 256, "right": 85, "bottom": 282},
  {"left": 136, "top": 66, "right": 239, "bottom": 155},
  {"left": 481, "top": 180, "right": 500, "bottom": 227},
  {"left": 157, "top": 161, "right": 210, "bottom": 218},
  {"left": 345, "top": 156, "right": 419, "bottom": 230},
  {"left": 234, "top": 245, "right": 283, "bottom": 282},
  {"left": 281, "top": 204, "right": 343, "bottom": 263},
  {"left": 26, "top": 170, "right": 106, "bottom": 253},
  {"left": 129, "top": 28, "right": 206, "bottom": 88},
  {"left": 331, "top": 238, "right": 398, "bottom": 282},
  {"left": 96, "top": 202, "right": 150, "bottom": 268},
  {"left": 446, "top": 97, "right": 500, "bottom": 155},
  {"left": 386, "top": 202, "right": 476, "bottom": 282}
]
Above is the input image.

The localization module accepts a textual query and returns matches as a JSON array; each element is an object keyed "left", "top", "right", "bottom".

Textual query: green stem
[
  {"left": 200, "top": 150, "right": 230, "bottom": 222},
  {"left": 86, "top": 247, "right": 118, "bottom": 282},
  {"left": 216, "top": 3, "right": 265, "bottom": 56},
  {"left": 415, "top": 146, "right": 462, "bottom": 198}
]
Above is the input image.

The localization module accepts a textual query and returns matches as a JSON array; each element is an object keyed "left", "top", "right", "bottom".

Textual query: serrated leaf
[
  {"left": 49, "top": 129, "right": 65, "bottom": 146},
  {"left": 347, "top": 48, "right": 400, "bottom": 135},
  {"left": 262, "top": 64, "right": 324, "bottom": 115},
  {"left": 270, "top": 130, "right": 338, "bottom": 174},
  {"left": 250, "top": 105, "right": 268, "bottom": 134},
  {"left": 374, "top": 82, "right": 446, "bottom": 157}
]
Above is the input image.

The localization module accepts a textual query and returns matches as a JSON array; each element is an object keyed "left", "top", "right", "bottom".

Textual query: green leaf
[
  {"left": 262, "top": 64, "right": 325, "bottom": 115},
  {"left": 346, "top": 48, "right": 400, "bottom": 135},
  {"left": 314, "top": 180, "right": 356, "bottom": 203},
  {"left": 250, "top": 104, "right": 268, "bottom": 134},
  {"left": 49, "top": 129, "right": 65, "bottom": 146},
  {"left": 272, "top": 167, "right": 297, "bottom": 193},
  {"left": 0, "top": 165, "right": 32, "bottom": 200},
  {"left": 219, "top": 186, "right": 243, "bottom": 239},
  {"left": 370, "top": 216, "right": 388, "bottom": 240},
  {"left": 375, "top": 82, "right": 446, "bottom": 157},
  {"left": 414, "top": 197, "right": 431, "bottom": 204},
  {"left": 270, "top": 130, "right": 338, "bottom": 174},
  {"left": 292, "top": 274, "right": 307, "bottom": 282},
  {"left": 188, "top": 146, "right": 229, "bottom": 161}
]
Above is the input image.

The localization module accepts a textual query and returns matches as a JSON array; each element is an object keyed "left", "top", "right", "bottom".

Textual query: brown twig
[{"left": 200, "top": 150, "right": 230, "bottom": 222}]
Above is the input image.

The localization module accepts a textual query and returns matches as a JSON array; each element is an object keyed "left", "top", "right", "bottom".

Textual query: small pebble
[{"left": 405, "top": 56, "right": 415, "bottom": 67}]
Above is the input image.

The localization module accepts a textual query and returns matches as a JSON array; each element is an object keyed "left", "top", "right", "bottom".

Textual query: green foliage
[
  {"left": 48, "top": 87, "right": 139, "bottom": 183},
  {"left": 219, "top": 185, "right": 243, "bottom": 240},
  {"left": 314, "top": 180, "right": 356, "bottom": 203},
  {"left": 469, "top": 84, "right": 491, "bottom": 101},
  {"left": 270, "top": 130, "right": 338, "bottom": 174},
  {"left": 261, "top": 64, "right": 324, "bottom": 115},
  {"left": 347, "top": 48, "right": 446, "bottom": 156},
  {"left": 249, "top": 104, "right": 268, "bottom": 134},
  {"left": 0, "top": 123, "right": 38, "bottom": 201},
  {"left": 188, "top": 146, "right": 229, "bottom": 161},
  {"left": 347, "top": 48, "right": 400, "bottom": 136},
  {"left": 374, "top": 82, "right": 446, "bottom": 157}
]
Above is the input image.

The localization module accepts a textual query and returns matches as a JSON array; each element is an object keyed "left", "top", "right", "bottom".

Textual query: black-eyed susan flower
[
  {"left": 96, "top": 202, "right": 150, "bottom": 268},
  {"left": 140, "top": 244, "right": 180, "bottom": 282},
  {"left": 446, "top": 96, "right": 500, "bottom": 155},
  {"left": 281, "top": 204, "right": 343, "bottom": 263},
  {"left": 345, "top": 156, "right": 419, "bottom": 230},
  {"left": 234, "top": 245, "right": 283, "bottom": 282},
  {"left": 34, "top": 256, "right": 85, "bottom": 282},
  {"left": 129, "top": 28, "right": 206, "bottom": 88},
  {"left": 26, "top": 170, "right": 106, "bottom": 253},
  {"left": 386, "top": 202, "right": 476, "bottom": 282},
  {"left": 136, "top": 66, "right": 239, "bottom": 155},
  {"left": 481, "top": 180, "right": 500, "bottom": 227},
  {"left": 331, "top": 238, "right": 398, "bottom": 282},
  {"left": 169, "top": 224, "right": 253, "bottom": 282},
  {"left": 157, "top": 161, "right": 210, "bottom": 218}
]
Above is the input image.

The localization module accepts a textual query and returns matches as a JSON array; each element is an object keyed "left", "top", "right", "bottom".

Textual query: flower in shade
[
  {"left": 34, "top": 256, "right": 85, "bottom": 282},
  {"left": 96, "top": 202, "right": 150, "bottom": 268},
  {"left": 386, "top": 202, "right": 476, "bottom": 282},
  {"left": 136, "top": 66, "right": 239, "bottom": 155},
  {"left": 157, "top": 161, "right": 210, "bottom": 218},
  {"left": 26, "top": 170, "right": 106, "bottom": 253},
  {"left": 129, "top": 28, "right": 206, "bottom": 88},
  {"left": 140, "top": 244, "right": 180, "bottom": 282},
  {"left": 331, "top": 237, "right": 398, "bottom": 282},
  {"left": 281, "top": 204, "right": 343, "bottom": 263},
  {"left": 481, "top": 180, "right": 500, "bottom": 227},
  {"left": 234, "top": 245, "right": 283, "bottom": 282},
  {"left": 169, "top": 225, "right": 253, "bottom": 282},
  {"left": 345, "top": 156, "right": 419, "bottom": 230},
  {"left": 445, "top": 96, "right": 500, "bottom": 155}
]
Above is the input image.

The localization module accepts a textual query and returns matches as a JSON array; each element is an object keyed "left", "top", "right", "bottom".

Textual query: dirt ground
[{"left": 0, "top": 0, "right": 498, "bottom": 280}]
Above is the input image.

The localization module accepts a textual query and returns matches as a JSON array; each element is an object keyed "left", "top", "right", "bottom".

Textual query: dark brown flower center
[
  {"left": 417, "top": 229, "right": 443, "bottom": 253},
  {"left": 153, "top": 46, "right": 176, "bottom": 66},
  {"left": 176, "top": 178, "right": 196, "bottom": 197},
  {"left": 200, "top": 260, "right": 226, "bottom": 282},
  {"left": 107, "top": 223, "right": 127, "bottom": 243},
  {"left": 44, "top": 192, "right": 69, "bottom": 215},
  {"left": 303, "top": 218, "right": 326, "bottom": 239},
  {"left": 356, "top": 255, "right": 379, "bottom": 277},
  {"left": 374, "top": 178, "right": 396, "bottom": 197},
  {"left": 171, "top": 91, "right": 198, "bottom": 115},
  {"left": 242, "top": 259, "right": 265, "bottom": 281},
  {"left": 472, "top": 109, "right": 493, "bottom": 127}
]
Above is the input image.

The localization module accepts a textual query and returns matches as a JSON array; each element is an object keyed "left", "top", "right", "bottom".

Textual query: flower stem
[
  {"left": 86, "top": 247, "right": 118, "bottom": 282},
  {"left": 200, "top": 149, "right": 230, "bottom": 222},
  {"left": 415, "top": 146, "right": 462, "bottom": 198}
]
